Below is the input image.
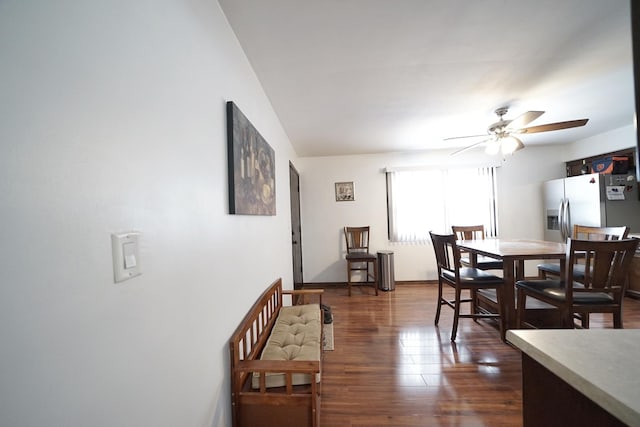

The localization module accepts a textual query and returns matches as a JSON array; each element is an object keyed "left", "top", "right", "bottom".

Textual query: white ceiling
[{"left": 218, "top": 0, "right": 635, "bottom": 157}]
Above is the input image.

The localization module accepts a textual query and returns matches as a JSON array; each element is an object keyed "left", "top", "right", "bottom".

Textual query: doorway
[{"left": 289, "top": 162, "right": 303, "bottom": 289}]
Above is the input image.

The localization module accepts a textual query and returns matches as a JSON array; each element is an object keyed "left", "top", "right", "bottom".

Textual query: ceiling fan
[{"left": 447, "top": 107, "right": 589, "bottom": 156}]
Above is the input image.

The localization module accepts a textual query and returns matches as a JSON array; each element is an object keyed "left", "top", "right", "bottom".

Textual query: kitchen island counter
[{"left": 507, "top": 329, "right": 640, "bottom": 427}]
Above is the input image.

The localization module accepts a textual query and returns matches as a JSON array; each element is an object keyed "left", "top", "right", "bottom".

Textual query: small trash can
[{"left": 377, "top": 251, "right": 395, "bottom": 291}]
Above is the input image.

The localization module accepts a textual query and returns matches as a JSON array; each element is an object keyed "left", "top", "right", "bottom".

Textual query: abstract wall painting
[{"left": 226, "top": 101, "right": 276, "bottom": 215}]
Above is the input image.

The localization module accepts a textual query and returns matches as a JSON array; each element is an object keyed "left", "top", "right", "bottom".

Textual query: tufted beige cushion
[{"left": 251, "top": 303, "right": 321, "bottom": 389}]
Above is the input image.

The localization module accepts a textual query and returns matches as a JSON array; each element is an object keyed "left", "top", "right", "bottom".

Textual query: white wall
[
  {"left": 565, "top": 123, "right": 636, "bottom": 160},
  {"left": 0, "top": 2, "right": 297, "bottom": 427},
  {"left": 297, "top": 128, "right": 636, "bottom": 283}
]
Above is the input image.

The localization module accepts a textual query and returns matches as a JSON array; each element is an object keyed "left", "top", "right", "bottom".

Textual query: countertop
[{"left": 507, "top": 329, "right": 640, "bottom": 427}]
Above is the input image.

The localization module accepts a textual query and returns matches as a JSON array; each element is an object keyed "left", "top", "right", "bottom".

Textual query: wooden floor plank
[{"left": 313, "top": 283, "right": 640, "bottom": 427}]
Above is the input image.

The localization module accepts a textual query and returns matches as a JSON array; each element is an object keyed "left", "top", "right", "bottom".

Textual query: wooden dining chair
[
  {"left": 537, "top": 224, "right": 629, "bottom": 280},
  {"left": 430, "top": 231, "right": 506, "bottom": 341},
  {"left": 516, "top": 237, "right": 639, "bottom": 329},
  {"left": 344, "top": 226, "right": 378, "bottom": 296},
  {"left": 537, "top": 225, "right": 629, "bottom": 327},
  {"left": 451, "top": 225, "right": 503, "bottom": 271}
]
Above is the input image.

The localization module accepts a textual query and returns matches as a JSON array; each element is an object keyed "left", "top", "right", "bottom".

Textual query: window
[{"left": 386, "top": 166, "right": 498, "bottom": 243}]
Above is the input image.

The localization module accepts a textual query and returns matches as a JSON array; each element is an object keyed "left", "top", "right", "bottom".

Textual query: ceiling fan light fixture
[
  {"left": 484, "top": 139, "right": 501, "bottom": 155},
  {"left": 447, "top": 108, "right": 588, "bottom": 156},
  {"left": 501, "top": 136, "right": 524, "bottom": 155}
]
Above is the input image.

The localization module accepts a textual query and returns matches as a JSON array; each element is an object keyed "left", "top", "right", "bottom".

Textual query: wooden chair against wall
[
  {"left": 430, "top": 231, "right": 506, "bottom": 341},
  {"left": 451, "top": 225, "right": 503, "bottom": 271},
  {"left": 517, "top": 238, "right": 639, "bottom": 329},
  {"left": 344, "top": 226, "right": 378, "bottom": 296}
]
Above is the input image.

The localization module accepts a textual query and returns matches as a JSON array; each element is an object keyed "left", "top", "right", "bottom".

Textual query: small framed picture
[{"left": 335, "top": 181, "right": 354, "bottom": 201}]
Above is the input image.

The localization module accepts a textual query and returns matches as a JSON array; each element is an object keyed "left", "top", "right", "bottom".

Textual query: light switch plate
[{"left": 111, "top": 232, "right": 142, "bottom": 283}]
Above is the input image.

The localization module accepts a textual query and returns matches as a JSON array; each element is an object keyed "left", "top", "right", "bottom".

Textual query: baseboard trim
[{"left": 303, "top": 280, "right": 438, "bottom": 288}]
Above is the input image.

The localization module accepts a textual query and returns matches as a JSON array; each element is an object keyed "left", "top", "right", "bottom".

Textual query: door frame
[{"left": 289, "top": 162, "right": 304, "bottom": 289}]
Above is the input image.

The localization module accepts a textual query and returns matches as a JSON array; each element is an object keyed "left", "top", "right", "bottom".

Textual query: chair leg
[
  {"left": 346, "top": 261, "right": 352, "bottom": 297},
  {"left": 434, "top": 279, "right": 443, "bottom": 326},
  {"left": 516, "top": 288, "right": 526, "bottom": 328},
  {"left": 561, "top": 309, "right": 574, "bottom": 328},
  {"left": 613, "top": 311, "right": 623, "bottom": 329},
  {"left": 470, "top": 289, "right": 479, "bottom": 322},
  {"left": 496, "top": 286, "right": 506, "bottom": 342},
  {"left": 451, "top": 287, "right": 462, "bottom": 341},
  {"left": 580, "top": 313, "right": 590, "bottom": 328}
]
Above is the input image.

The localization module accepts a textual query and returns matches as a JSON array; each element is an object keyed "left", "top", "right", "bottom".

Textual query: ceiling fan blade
[
  {"left": 444, "top": 134, "right": 488, "bottom": 141},
  {"left": 505, "top": 111, "right": 545, "bottom": 130},
  {"left": 450, "top": 138, "right": 491, "bottom": 156},
  {"left": 519, "top": 119, "right": 589, "bottom": 134}
]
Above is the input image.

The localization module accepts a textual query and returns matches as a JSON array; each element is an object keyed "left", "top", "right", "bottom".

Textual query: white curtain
[{"left": 387, "top": 167, "right": 498, "bottom": 243}]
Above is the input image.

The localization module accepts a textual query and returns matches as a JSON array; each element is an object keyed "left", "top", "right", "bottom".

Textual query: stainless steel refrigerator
[{"left": 543, "top": 173, "right": 640, "bottom": 242}]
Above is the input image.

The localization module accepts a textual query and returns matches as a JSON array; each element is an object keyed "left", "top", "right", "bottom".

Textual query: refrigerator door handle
[
  {"left": 563, "top": 199, "right": 571, "bottom": 240},
  {"left": 558, "top": 199, "right": 566, "bottom": 241}
]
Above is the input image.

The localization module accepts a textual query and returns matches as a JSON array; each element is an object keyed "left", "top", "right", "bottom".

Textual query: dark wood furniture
[
  {"left": 344, "top": 226, "right": 378, "bottom": 296},
  {"left": 229, "top": 278, "right": 324, "bottom": 427},
  {"left": 516, "top": 238, "right": 639, "bottom": 329},
  {"left": 429, "top": 232, "right": 506, "bottom": 341},
  {"left": 520, "top": 354, "right": 626, "bottom": 427},
  {"left": 452, "top": 225, "right": 503, "bottom": 270},
  {"left": 456, "top": 238, "right": 567, "bottom": 329},
  {"left": 536, "top": 225, "right": 630, "bottom": 327},
  {"left": 537, "top": 224, "right": 629, "bottom": 279}
]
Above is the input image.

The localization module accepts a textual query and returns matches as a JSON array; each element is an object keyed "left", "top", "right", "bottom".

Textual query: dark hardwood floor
[{"left": 313, "top": 283, "right": 640, "bottom": 427}]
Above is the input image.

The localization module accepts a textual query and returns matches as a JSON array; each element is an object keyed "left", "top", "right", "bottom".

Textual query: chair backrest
[
  {"left": 344, "top": 226, "right": 371, "bottom": 254},
  {"left": 565, "top": 238, "right": 639, "bottom": 300},
  {"left": 430, "top": 232, "right": 461, "bottom": 274},
  {"left": 572, "top": 225, "right": 629, "bottom": 241},
  {"left": 452, "top": 225, "right": 485, "bottom": 241}
]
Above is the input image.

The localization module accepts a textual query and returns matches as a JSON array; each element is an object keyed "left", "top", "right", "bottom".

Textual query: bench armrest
[{"left": 283, "top": 289, "right": 324, "bottom": 306}]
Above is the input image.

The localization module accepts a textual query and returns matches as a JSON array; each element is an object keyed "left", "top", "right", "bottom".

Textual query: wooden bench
[{"left": 229, "top": 278, "right": 324, "bottom": 427}]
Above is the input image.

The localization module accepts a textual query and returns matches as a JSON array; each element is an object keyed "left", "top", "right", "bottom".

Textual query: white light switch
[
  {"left": 124, "top": 253, "right": 137, "bottom": 269},
  {"left": 111, "top": 232, "right": 142, "bottom": 283},
  {"left": 123, "top": 242, "right": 137, "bottom": 268}
]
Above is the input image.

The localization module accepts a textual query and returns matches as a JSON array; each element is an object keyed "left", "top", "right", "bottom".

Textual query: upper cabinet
[{"left": 565, "top": 148, "right": 637, "bottom": 177}]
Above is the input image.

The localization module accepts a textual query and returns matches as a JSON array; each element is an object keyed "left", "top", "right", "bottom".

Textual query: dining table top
[{"left": 456, "top": 238, "right": 567, "bottom": 260}]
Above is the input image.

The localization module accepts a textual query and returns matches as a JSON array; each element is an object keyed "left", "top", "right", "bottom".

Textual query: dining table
[{"left": 456, "top": 238, "right": 567, "bottom": 329}]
